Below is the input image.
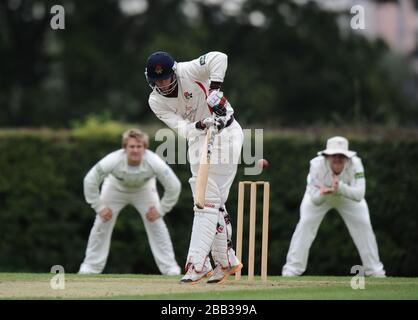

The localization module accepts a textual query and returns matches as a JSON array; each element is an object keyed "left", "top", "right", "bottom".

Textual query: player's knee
[
  {"left": 298, "top": 217, "right": 321, "bottom": 232},
  {"left": 93, "top": 218, "right": 107, "bottom": 229},
  {"left": 355, "top": 216, "right": 372, "bottom": 228},
  {"left": 145, "top": 218, "right": 167, "bottom": 232}
]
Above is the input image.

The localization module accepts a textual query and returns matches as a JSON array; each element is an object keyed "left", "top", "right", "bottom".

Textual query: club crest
[
  {"left": 184, "top": 91, "right": 193, "bottom": 100},
  {"left": 155, "top": 64, "right": 163, "bottom": 74}
]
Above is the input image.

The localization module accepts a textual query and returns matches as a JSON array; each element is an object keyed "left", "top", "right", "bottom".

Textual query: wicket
[{"left": 235, "top": 181, "right": 270, "bottom": 281}]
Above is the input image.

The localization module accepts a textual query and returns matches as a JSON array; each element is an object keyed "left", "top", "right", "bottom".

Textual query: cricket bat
[{"left": 195, "top": 127, "right": 215, "bottom": 209}]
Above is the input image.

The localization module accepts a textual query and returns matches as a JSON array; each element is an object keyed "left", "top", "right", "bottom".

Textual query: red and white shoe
[
  {"left": 206, "top": 262, "right": 243, "bottom": 284},
  {"left": 180, "top": 264, "right": 214, "bottom": 284}
]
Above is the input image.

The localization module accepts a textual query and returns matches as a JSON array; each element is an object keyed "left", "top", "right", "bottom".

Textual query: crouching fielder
[
  {"left": 79, "top": 128, "right": 181, "bottom": 275},
  {"left": 282, "top": 136, "right": 386, "bottom": 277},
  {"left": 145, "top": 51, "right": 243, "bottom": 284}
]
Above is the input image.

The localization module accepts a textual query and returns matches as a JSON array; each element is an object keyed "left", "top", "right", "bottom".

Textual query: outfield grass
[{"left": 0, "top": 273, "right": 417, "bottom": 300}]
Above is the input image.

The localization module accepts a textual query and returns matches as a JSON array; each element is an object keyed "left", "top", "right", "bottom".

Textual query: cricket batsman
[
  {"left": 79, "top": 128, "right": 181, "bottom": 275},
  {"left": 282, "top": 136, "right": 386, "bottom": 277},
  {"left": 145, "top": 51, "right": 243, "bottom": 284}
]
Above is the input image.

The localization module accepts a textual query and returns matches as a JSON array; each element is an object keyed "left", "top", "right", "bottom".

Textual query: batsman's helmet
[{"left": 145, "top": 51, "right": 177, "bottom": 95}]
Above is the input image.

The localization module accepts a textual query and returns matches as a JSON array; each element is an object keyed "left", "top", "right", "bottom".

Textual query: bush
[{"left": 0, "top": 130, "right": 416, "bottom": 276}]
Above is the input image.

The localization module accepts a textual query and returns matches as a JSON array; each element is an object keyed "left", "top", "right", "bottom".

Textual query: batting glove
[
  {"left": 207, "top": 90, "right": 227, "bottom": 116},
  {"left": 214, "top": 115, "right": 227, "bottom": 133},
  {"left": 195, "top": 117, "right": 215, "bottom": 131}
]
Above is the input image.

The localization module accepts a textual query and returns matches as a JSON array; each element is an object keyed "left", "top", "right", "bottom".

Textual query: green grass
[
  {"left": 0, "top": 273, "right": 417, "bottom": 300},
  {"left": 141, "top": 284, "right": 418, "bottom": 300}
]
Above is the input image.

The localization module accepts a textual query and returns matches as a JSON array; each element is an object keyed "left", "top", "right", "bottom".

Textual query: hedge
[{"left": 0, "top": 130, "right": 417, "bottom": 276}]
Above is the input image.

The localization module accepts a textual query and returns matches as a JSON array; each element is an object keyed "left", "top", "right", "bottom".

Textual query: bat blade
[{"left": 195, "top": 128, "right": 214, "bottom": 209}]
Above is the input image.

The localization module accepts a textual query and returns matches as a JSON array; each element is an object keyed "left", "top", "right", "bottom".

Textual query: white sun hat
[{"left": 318, "top": 136, "right": 356, "bottom": 158}]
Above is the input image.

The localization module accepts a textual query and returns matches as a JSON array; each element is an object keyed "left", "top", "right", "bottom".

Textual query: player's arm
[
  {"left": 336, "top": 158, "right": 366, "bottom": 202},
  {"left": 306, "top": 161, "right": 327, "bottom": 205},
  {"left": 199, "top": 53, "right": 234, "bottom": 124},
  {"left": 188, "top": 51, "right": 228, "bottom": 84},
  {"left": 149, "top": 153, "right": 182, "bottom": 216},
  {"left": 149, "top": 96, "right": 213, "bottom": 139},
  {"left": 83, "top": 153, "right": 117, "bottom": 213},
  {"left": 187, "top": 52, "right": 234, "bottom": 119}
]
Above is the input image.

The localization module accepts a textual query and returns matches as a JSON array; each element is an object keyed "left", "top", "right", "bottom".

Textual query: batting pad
[
  {"left": 186, "top": 211, "right": 218, "bottom": 272},
  {"left": 211, "top": 210, "right": 229, "bottom": 268}
]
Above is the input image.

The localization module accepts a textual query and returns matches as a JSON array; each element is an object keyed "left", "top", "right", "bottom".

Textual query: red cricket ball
[{"left": 258, "top": 159, "right": 269, "bottom": 169}]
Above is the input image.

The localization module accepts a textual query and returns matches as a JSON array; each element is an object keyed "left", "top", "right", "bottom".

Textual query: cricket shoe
[
  {"left": 166, "top": 269, "right": 181, "bottom": 276},
  {"left": 368, "top": 273, "right": 386, "bottom": 278},
  {"left": 78, "top": 265, "right": 101, "bottom": 274},
  {"left": 206, "top": 262, "right": 243, "bottom": 284},
  {"left": 180, "top": 264, "right": 214, "bottom": 284}
]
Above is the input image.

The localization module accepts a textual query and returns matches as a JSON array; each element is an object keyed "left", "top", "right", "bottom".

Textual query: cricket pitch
[{"left": 0, "top": 273, "right": 417, "bottom": 300}]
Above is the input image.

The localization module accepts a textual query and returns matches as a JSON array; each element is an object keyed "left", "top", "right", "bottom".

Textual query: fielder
[
  {"left": 145, "top": 51, "right": 243, "bottom": 284},
  {"left": 282, "top": 136, "right": 386, "bottom": 277},
  {"left": 79, "top": 128, "right": 181, "bottom": 275}
]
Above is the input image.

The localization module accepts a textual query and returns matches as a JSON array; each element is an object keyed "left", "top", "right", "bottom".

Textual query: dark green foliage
[
  {"left": 0, "top": 0, "right": 416, "bottom": 127},
  {"left": 0, "top": 132, "right": 417, "bottom": 276}
]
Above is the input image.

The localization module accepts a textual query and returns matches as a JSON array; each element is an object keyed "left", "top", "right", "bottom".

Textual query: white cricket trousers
[
  {"left": 189, "top": 121, "right": 244, "bottom": 206},
  {"left": 79, "top": 178, "right": 181, "bottom": 275},
  {"left": 282, "top": 193, "right": 385, "bottom": 276},
  {"left": 186, "top": 120, "right": 244, "bottom": 270}
]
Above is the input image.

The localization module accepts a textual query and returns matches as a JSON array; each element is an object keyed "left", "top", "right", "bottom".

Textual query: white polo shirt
[
  {"left": 148, "top": 51, "right": 235, "bottom": 140},
  {"left": 83, "top": 149, "right": 181, "bottom": 215},
  {"left": 306, "top": 155, "right": 366, "bottom": 205}
]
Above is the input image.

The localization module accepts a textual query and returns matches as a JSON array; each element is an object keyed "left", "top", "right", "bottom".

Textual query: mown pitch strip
[{"left": 0, "top": 273, "right": 417, "bottom": 300}]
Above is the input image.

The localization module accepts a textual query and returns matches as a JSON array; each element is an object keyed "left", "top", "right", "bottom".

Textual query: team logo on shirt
[
  {"left": 199, "top": 54, "right": 207, "bottom": 65},
  {"left": 184, "top": 91, "right": 193, "bottom": 100},
  {"left": 355, "top": 172, "right": 365, "bottom": 179},
  {"left": 155, "top": 64, "right": 163, "bottom": 74}
]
